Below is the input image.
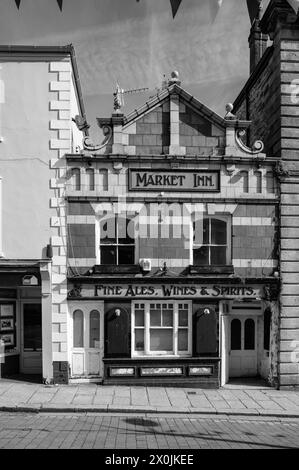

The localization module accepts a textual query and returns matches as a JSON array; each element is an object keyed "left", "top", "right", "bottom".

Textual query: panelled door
[
  {"left": 20, "top": 302, "right": 42, "bottom": 374},
  {"left": 70, "top": 303, "right": 104, "bottom": 377},
  {"left": 229, "top": 316, "right": 257, "bottom": 377}
]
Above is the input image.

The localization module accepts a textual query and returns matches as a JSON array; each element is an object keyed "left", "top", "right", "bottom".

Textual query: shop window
[
  {"left": 86, "top": 168, "right": 95, "bottom": 191},
  {"left": 244, "top": 319, "right": 255, "bottom": 350},
  {"left": 132, "top": 302, "right": 191, "bottom": 357},
  {"left": 89, "top": 310, "right": 100, "bottom": 348},
  {"left": 71, "top": 168, "right": 81, "bottom": 191},
  {"left": 231, "top": 319, "right": 241, "bottom": 350},
  {"left": 100, "top": 216, "right": 135, "bottom": 265},
  {"left": 73, "top": 310, "right": 83, "bottom": 348},
  {"left": 264, "top": 308, "right": 271, "bottom": 351},
  {"left": 193, "top": 217, "right": 230, "bottom": 266}
]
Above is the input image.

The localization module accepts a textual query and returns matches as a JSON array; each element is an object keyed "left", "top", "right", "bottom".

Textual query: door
[
  {"left": 105, "top": 306, "right": 130, "bottom": 357},
  {"left": 229, "top": 316, "right": 257, "bottom": 377},
  {"left": 70, "top": 304, "right": 104, "bottom": 377},
  {"left": 20, "top": 302, "right": 42, "bottom": 374}
]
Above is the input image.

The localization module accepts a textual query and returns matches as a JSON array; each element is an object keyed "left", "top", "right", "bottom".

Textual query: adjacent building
[{"left": 0, "top": 45, "right": 84, "bottom": 382}]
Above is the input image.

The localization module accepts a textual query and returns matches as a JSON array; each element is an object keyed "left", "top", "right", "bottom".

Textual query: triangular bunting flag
[
  {"left": 287, "top": 0, "right": 299, "bottom": 14},
  {"left": 57, "top": 0, "right": 63, "bottom": 11},
  {"left": 246, "top": 0, "right": 262, "bottom": 24},
  {"left": 15, "top": 0, "right": 21, "bottom": 9},
  {"left": 170, "top": 0, "right": 182, "bottom": 18}
]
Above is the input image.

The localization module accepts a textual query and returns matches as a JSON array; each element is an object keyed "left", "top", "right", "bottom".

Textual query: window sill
[
  {"left": 189, "top": 265, "right": 234, "bottom": 275},
  {"left": 93, "top": 265, "right": 141, "bottom": 274}
]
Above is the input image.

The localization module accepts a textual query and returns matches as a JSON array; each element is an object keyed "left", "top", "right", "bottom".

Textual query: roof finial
[
  {"left": 168, "top": 70, "right": 181, "bottom": 86},
  {"left": 224, "top": 103, "right": 236, "bottom": 120}
]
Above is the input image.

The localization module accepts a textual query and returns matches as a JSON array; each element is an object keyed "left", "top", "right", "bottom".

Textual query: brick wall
[
  {"left": 128, "top": 104, "right": 170, "bottom": 155},
  {"left": 179, "top": 103, "right": 225, "bottom": 155},
  {"left": 234, "top": 47, "right": 281, "bottom": 156}
]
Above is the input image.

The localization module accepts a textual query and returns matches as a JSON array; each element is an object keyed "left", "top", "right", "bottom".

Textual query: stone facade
[{"left": 234, "top": 0, "right": 299, "bottom": 388}]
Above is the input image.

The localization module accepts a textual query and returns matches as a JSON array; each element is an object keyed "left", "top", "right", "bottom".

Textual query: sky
[{"left": 0, "top": 0, "right": 271, "bottom": 137}]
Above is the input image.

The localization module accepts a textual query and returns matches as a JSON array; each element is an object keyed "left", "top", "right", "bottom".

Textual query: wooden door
[
  {"left": 229, "top": 316, "right": 258, "bottom": 377},
  {"left": 105, "top": 304, "right": 130, "bottom": 357},
  {"left": 20, "top": 302, "right": 42, "bottom": 374}
]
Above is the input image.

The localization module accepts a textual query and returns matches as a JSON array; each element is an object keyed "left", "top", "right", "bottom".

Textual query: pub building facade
[{"left": 65, "top": 72, "right": 280, "bottom": 388}]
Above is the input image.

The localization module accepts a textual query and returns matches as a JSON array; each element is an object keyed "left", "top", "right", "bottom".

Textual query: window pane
[
  {"left": 178, "top": 310, "right": 188, "bottom": 327},
  {"left": 118, "top": 218, "right": 135, "bottom": 244},
  {"left": 150, "top": 329, "right": 173, "bottom": 351},
  {"left": 193, "top": 246, "right": 209, "bottom": 265},
  {"left": 89, "top": 310, "right": 100, "bottom": 348},
  {"left": 101, "top": 246, "right": 116, "bottom": 265},
  {"left": 245, "top": 319, "right": 255, "bottom": 350},
  {"left": 100, "top": 218, "right": 116, "bottom": 244},
  {"left": 23, "top": 304, "right": 42, "bottom": 351},
  {"left": 211, "top": 219, "right": 227, "bottom": 245},
  {"left": 231, "top": 319, "right": 241, "bottom": 350},
  {"left": 203, "top": 218, "right": 209, "bottom": 244},
  {"left": 178, "top": 329, "right": 188, "bottom": 351},
  {"left": 118, "top": 246, "right": 135, "bottom": 264},
  {"left": 73, "top": 310, "right": 83, "bottom": 348},
  {"left": 135, "top": 309, "right": 144, "bottom": 327},
  {"left": 135, "top": 329, "right": 144, "bottom": 351},
  {"left": 162, "top": 309, "right": 173, "bottom": 326},
  {"left": 150, "top": 309, "right": 161, "bottom": 326},
  {"left": 193, "top": 218, "right": 209, "bottom": 245},
  {"left": 211, "top": 246, "right": 227, "bottom": 265}
]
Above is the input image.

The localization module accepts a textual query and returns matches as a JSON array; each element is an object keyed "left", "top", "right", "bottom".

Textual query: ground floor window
[{"left": 132, "top": 301, "right": 192, "bottom": 357}]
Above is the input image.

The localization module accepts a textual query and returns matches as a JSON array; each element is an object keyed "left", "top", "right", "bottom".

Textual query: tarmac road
[{"left": 0, "top": 412, "right": 298, "bottom": 449}]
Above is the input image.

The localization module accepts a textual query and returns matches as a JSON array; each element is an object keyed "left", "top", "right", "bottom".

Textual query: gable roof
[{"left": 122, "top": 83, "right": 227, "bottom": 130}]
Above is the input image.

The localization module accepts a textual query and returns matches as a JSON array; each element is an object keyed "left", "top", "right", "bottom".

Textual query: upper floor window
[
  {"left": 100, "top": 216, "right": 135, "bottom": 265},
  {"left": 193, "top": 216, "right": 230, "bottom": 266}
]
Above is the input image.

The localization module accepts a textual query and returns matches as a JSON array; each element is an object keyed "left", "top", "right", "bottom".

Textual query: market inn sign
[
  {"left": 129, "top": 169, "right": 220, "bottom": 192},
  {"left": 68, "top": 284, "right": 264, "bottom": 299}
]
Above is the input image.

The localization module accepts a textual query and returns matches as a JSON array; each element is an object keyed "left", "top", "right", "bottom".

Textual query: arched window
[
  {"left": 231, "top": 319, "right": 241, "bottom": 350},
  {"left": 71, "top": 168, "right": 81, "bottom": 191},
  {"left": 244, "top": 319, "right": 255, "bottom": 350},
  {"left": 89, "top": 310, "right": 100, "bottom": 348},
  {"left": 193, "top": 217, "right": 229, "bottom": 266},
  {"left": 86, "top": 168, "right": 95, "bottom": 191},
  {"left": 73, "top": 310, "right": 83, "bottom": 347}
]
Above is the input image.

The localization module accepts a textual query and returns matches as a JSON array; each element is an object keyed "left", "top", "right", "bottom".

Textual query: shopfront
[
  {"left": 0, "top": 265, "right": 43, "bottom": 379},
  {"left": 67, "top": 280, "right": 278, "bottom": 387}
]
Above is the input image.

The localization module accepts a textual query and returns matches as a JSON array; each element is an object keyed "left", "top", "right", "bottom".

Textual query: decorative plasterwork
[
  {"left": 235, "top": 129, "right": 265, "bottom": 155},
  {"left": 83, "top": 125, "right": 112, "bottom": 153}
]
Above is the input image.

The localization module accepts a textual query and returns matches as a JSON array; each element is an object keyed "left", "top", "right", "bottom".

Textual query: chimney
[{"left": 248, "top": 1, "right": 268, "bottom": 74}]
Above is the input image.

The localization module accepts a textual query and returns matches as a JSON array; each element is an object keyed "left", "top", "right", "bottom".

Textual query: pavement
[{"left": 1, "top": 378, "right": 299, "bottom": 417}]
